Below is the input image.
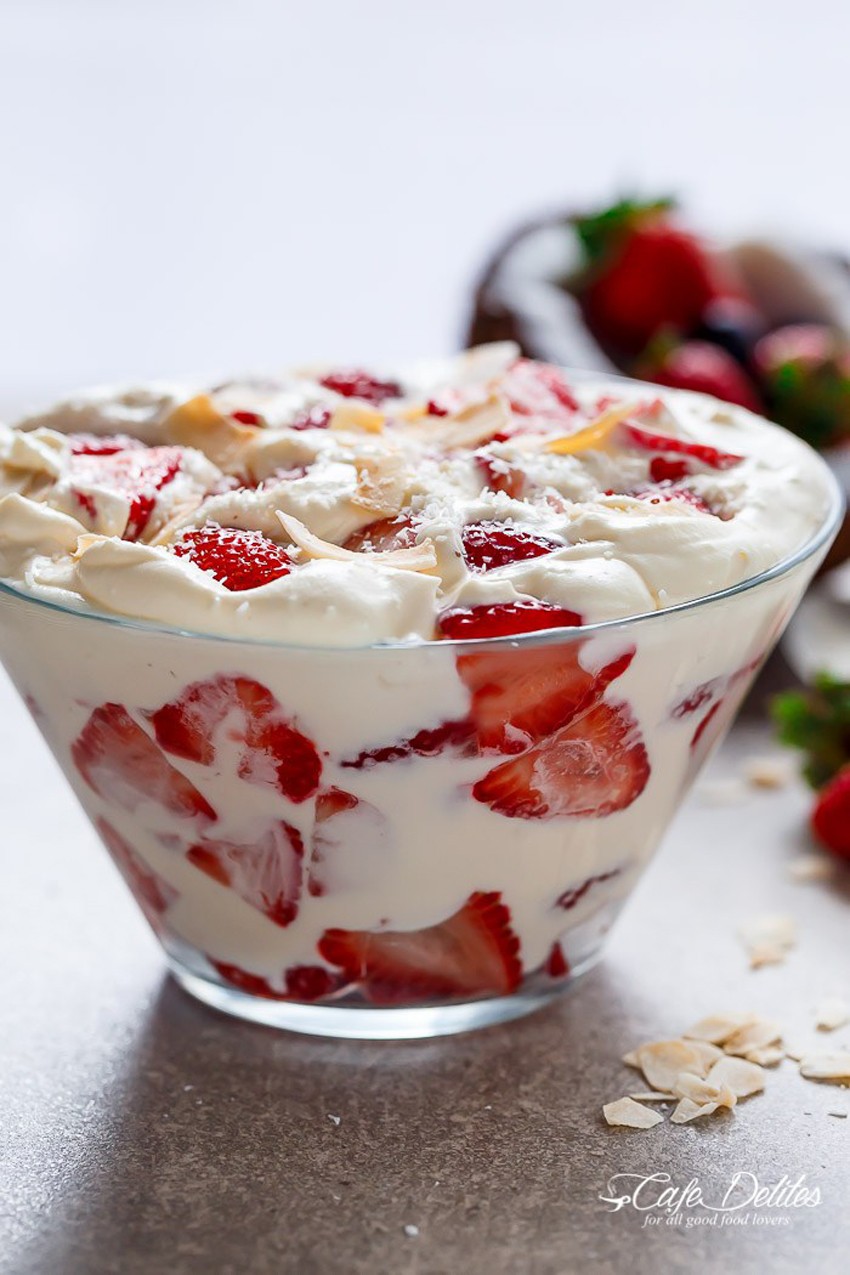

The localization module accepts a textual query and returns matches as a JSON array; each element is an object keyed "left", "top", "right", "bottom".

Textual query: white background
[{"left": 1, "top": 0, "right": 850, "bottom": 399}]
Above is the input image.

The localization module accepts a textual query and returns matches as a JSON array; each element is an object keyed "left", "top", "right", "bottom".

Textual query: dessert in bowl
[{"left": 0, "top": 345, "right": 840, "bottom": 1038}]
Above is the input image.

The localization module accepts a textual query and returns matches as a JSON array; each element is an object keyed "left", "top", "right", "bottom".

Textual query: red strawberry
[
  {"left": 544, "top": 942, "right": 569, "bottom": 979},
  {"left": 149, "top": 675, "right": 322, "bottom": 803},
  {"left": 70, "top": 445, "right": 183, "bottom": 540},
  {"left": 472, "top": 700, "right": 649, "bottom": 819},
  {"left": 557, "top": 868, "right": 620, "bottom": 910},
  {"left": 474, "top": 452, "right": 527, "bottom": 500},
  {"left": 230, "top": 409, "right": 263, "bottom": 426},
  {"left": 574, "top": 199, "right": 744, "bottom": 355},
  {"left": 73, "top": 703, "right": 216, "bottom": 821},
  {"left": 502, "top": 359, "right": 579, "bottom": 420},
  {"left": 438, "top": 600, "right": 582, "bottom": 640},
  {"left": 639, "top": 339, "right": 762, "bottom": 413},
  {"left": 188, "top": 820, "right": 304, "bottom": 927},
  {"left": 342, "top": 718, "right": 477, "bottom": 770},
  {"left": 461, "top": 521, "right": 560, "bottom": 572},
  {"left": 811, "top": 767, "right": 850, "bottom": 860},
  {"left": 289, "top": 406, "right": 331, "bottom": 431},
  {"left": 212, "top": 960, "right": 339, "bottom": 1001},
  {"left": 622, "top": 421, "right": 744, "bottom": 471},
  {"left": 343, "top": 515, "right": 418, "bottom": 553},
  {"left": 318, "top": 891, "right": 522, "bottom": 1004},
  {"left": 319, "top": 370, "right": 402, "bottom": 405},
  {"left": 69, "top": 433, "right": 144, "bottom": 456},
  {"left": 307, "top": 786, "right": 391, "bottom": 895},
  {"left": 97, "top": 817, "right": 178, "bottom": 932},
  {"left": 457, "top": 642, "right": 634, "bottom": 754},
  {"left": 649, "top": 456, "right": 689, "bottom": 482},
  {"left": 172, "top": 523, "right": 293, "bottom": 591}
]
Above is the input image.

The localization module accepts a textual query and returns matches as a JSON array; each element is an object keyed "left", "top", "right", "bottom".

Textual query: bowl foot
[{"left": 167, "top": 951, "right": 602, "bottom": 1040}]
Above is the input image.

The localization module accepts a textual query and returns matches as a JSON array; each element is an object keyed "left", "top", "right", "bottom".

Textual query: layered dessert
[{"left": 0, "top": 346, "right": 837, "bottom": 1029}]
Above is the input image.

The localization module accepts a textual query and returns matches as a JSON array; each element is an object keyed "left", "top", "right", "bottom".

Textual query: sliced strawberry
[
  {"left": 149, "top": 675, "right": 322, "bottom": 802},
  {"left": 457, "top": 642, "right": 634, "bottom": 753},
  {"left": 502, "top": 359, "right": 579, "bottom": 420},
  {"left": 811, "top": 766, "right": 850, "bottom": 861},
  {"left": 230, "top": 409, "right": 263, "bottom": 426},
  {"left": 472, "top": 700, "right": 649, "bottom": 819},
  {"left": 289, "top": 406, "right": 331, "bottom": 431},
  {"left": 97, "top": 817, "right": 178, "bottom": 932},
  {"left": 73, "top": 703, "right": 216, "bottom": 821},
  {"left": 69, "top": 433, "right": 144, "bottom": 456},
  {"left": 474, "top": 452, "right": 527, "bottom": 500},
  {"left": 649, "top": 456, "right": 690, "bottom": 482},
  {"left": 319, "top": 370, "right": 402, "bottom": 405},
  {"left": 461, "top": 521, "right": 560, "bottom": 572},
  {"left": 557, "top": 868, "right": 620, "bottom": 910},
  {"left": 343, "top": 515, "right": 417, "bottom": 553},
  {"left": 188, "top": 819, "right": 304, "bottom": 927},
  {"left": 69, "top": 445, "right": 184, "bottom": 540},
  {"left": 212, "top": 959, "right": 340, "bottom": 1001},
  {"left": 307, "top": 786, "right": 392, "bottom": 896},
  {"left": 318, "top": 890, "right": 522, "bottom": 1004},
  {"left": 438, "top": 601, "right": 582, "bottom": 640},
  {"left": 342, "top": 718, "right": 477, "bottom": 769},
  {"left": 544, "top": 942, "right": 569, "bottom": 979},
  {"left": 172, "top": 522, "right": 293, "bottom": 591},
  {"left": 622, "top": 421, "right": 744, "bottom": 471}
]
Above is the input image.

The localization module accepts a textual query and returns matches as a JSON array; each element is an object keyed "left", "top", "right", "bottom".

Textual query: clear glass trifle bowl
[{"left": 0, "top": 467, "right": 841, "bottom": 1038}]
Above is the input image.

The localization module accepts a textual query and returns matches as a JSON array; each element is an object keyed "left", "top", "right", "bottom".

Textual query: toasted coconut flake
[
  {"left": 276, "top": 511, "right": 437, "bottom": 572},
  {"left": 742, "top": 754, "right": 796, "bottom": 789},
  {"left": 329, "top": 402, "right": 385, "bottom": 434},
  {"left": 636, "top": 1040, "right": 706, "bottom": 1092},
  {"left": 684, "top": 1013, "right": 757, "bottom": 1045},
  {"left": 799, "top": 1051, "right": 850, "bottom": 1082},
  {"left": 670, "top": 1097, "right": 721, "bottom": 1124},
  {"left": 744, "top": 1046, "right": 785, "bottom": 1067},
  {"left": 738, "top": 914, "right": 796, "bottom": 968},
  {"left": 706, "top": 1055, "right": 766, "bottom": 1099},
  {"left": 164, "top": 394, "right": 258, "bottom": 468},
  {"left": 148, "top": 500, "right": 206, "bottom": 547},
  {"left": 629, "top": 1092, "right": 675, "bottom": 1102},
  {"left": 603, "top": 1097, "right": 664, "bottom": 1129},
  {"left": 351, "top": 455, "right": 409, "bottom": 517},
  {"left": 688, "top": 1039, "right": 726, "bottom": 1072},
  {"left": 724, "top": 1019, "right": 782, "bottom": 1057},
  {"left": 544, "top": 401, "right": 641, "bottom": 456},
  {"left": 622, "top": 1049, "right": 641, "bottom": 1068},
  {"left": 815, "top": 997, "right": 850, "bottom": 1032},
  {"left": 674, "top": 1072, "right": 738, "bottom": 1109},
  {"left": 788, "top": 854, "right": 835, "bottom": 883},
  {"left": 73, "top": 533, "right": 109, "bottom": 558}
]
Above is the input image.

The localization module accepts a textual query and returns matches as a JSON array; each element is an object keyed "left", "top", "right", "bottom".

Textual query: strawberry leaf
[
  {"left": 772, "top": 673, "right": 850, "bottom": 789},
  {"left": 571, "top": 196, "right": 675, "bottom": 267}
]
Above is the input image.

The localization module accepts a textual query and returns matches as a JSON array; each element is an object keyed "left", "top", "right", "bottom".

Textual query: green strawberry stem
[
  {"left": 772, "top": 673, "right": 850, "bottom": 789},
  {"left": 571, "top": 196, "right": 675, "bottom": 267}
]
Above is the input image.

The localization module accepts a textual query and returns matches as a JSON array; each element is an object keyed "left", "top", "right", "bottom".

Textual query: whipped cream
[{"left": 0, "top": 344, "right": 832, "bottom": 647}]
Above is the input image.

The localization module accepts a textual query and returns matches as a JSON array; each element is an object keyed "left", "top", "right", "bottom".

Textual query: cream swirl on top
[{"left": 0, "top": 344, "right": 832, "bottom": 645}]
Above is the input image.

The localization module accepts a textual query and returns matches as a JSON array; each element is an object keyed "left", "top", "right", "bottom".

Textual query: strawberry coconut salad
[{"left": 0, "top": 345, "right": 838, "bottom": 1033}]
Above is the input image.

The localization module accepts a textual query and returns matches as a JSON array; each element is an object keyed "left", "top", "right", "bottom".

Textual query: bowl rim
[{"left": 0, "top": 458, "right": 843, "bottom": 653}]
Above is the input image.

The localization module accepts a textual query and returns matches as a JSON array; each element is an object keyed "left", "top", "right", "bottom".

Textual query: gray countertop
[{"left": 1, "top": 671, "right": 848, "bottom": 1275}]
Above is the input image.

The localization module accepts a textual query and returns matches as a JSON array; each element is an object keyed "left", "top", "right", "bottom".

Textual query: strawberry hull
[{"left": 0, "top": 526, "right": 834, "bottom": 1036}]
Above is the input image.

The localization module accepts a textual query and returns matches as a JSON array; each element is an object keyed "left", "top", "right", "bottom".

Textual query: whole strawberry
[
  {"left": 811, "top": 766, "right": 850, "bottom": 860},
  {"left": 753, "top": 323, "right": 850, "bottom": 450},
  {"left": 573, "top": 198, "right": 746, "bottom": 356},
  {"left": 636, "top": 337, "right": 763, "bottom": 413}
]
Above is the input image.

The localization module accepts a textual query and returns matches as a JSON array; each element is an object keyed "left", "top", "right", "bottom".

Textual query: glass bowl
[{"left": 0, "top": 466, "right": 841, "bottom": 1040}]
